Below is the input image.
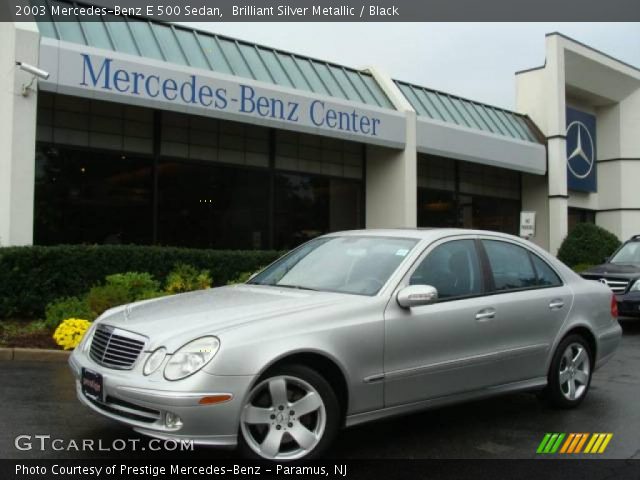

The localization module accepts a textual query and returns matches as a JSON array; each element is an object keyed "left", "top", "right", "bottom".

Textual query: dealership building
[{"left": 1, "top": 13, "right": 639, "bottom": 253}]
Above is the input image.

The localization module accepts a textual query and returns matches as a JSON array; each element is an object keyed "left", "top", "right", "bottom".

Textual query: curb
[{"left": 0, "top": 347, "right": 70, "bottom": 362}]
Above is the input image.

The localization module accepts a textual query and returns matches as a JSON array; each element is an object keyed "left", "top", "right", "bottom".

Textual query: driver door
[{"left": 383, "top": 237, "right": 503, "bottom": 407}]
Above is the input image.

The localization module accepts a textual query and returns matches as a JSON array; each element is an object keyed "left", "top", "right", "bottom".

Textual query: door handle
[
  {"left": 475, "top": 308, "right": 496, "bottom": 322},
  {"left": 549, "top": 299, "right": 565, "bottom": 310}
]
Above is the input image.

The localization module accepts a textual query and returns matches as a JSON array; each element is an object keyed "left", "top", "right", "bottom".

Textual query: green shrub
[
  {"left": 87, "top": 272, "right": 166, "bottom": 317},
  {"left": 557, "top": 224, "right": 621, "bottom": 268},
  {"left": 227, "top": 269, "right": 262, "bottom": 285},
  {"left": 165, "top": 263, "right": 212, "bottom": 294},
  {"left": 571, "top": 263, "right": 595, "bottom": 274},
  {"left": 44, "top": 296, "right": 93, "bottom": 329},
  {"left": 0, "top": 245, "right": 282, "bottom": 319},
  {"left": 105, "top": 272, "right": 161, "bottom": 298}
]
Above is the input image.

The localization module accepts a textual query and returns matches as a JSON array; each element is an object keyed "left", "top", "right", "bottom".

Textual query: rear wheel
[
  {"left": 238, "top": 364, "right": 340, "bottom": 461},
  {"left": 543, "top": 334, "right": 593, "bottom": 408}
]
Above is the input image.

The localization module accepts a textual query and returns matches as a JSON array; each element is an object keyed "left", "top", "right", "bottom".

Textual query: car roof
[{"left": 323, "top": 228, "right": 522, "bottom": 242}]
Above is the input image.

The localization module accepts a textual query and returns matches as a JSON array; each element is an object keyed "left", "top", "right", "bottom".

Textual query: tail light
[{"left": 611, "top": 294, "right": 619, "bottom": 319}]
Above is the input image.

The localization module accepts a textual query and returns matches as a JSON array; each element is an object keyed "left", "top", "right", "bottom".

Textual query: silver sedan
[{"left": 69, "top": 229, "right": 622, "bottom": 460}]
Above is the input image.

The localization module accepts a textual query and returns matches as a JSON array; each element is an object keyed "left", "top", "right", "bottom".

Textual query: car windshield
[
  {"left": 609, "top": 241, "right": 640, "bottom": 265},
  {"left": 248, "top": 236, "right": 418, "bottom": 296}
]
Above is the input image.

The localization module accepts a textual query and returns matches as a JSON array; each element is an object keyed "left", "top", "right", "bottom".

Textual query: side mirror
[
  {"left": 603, "top": 256, "right": 610, "bottom": 264},
  {"left": 397, "top": 285, "right": 438, "bottom": 309}
]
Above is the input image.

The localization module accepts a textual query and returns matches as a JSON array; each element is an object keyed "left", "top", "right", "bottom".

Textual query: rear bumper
[{"left": 595, "top": 323, "right": 623, "bottom": 370}]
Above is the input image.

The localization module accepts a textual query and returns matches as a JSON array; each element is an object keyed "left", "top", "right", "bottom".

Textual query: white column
[
  {"left": 544, "top": 35, "right": 568, "bottom": 255},
  {"left": 0, "top": 23, "right": 40, "bottom": 246},
  {"left": 364, "top": 67, "right": 417, "bottom": 228}
]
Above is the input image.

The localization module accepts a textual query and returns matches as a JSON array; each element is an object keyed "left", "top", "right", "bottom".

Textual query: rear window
[
  {"left": 530, "top": 254, "right": 562, "bottom": 287},
  {"left": 482, "top": 240, "right": 562, "bottom": 292},
  {"left": 483, "top": 240, "right": 537, "bottom": 291}
]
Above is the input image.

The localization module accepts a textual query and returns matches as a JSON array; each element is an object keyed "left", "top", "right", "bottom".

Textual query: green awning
[
  {"left": 35, "top": 0, "right": 394, "bottom": 110},
  {"left": 395, "top": 80, "right": 543, "bottom": 143}
]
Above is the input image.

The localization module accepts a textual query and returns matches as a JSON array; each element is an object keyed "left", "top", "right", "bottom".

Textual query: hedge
[
  {"left": 557, "top": 223, "right": 621, "bottom": 268},
  {"left": 0, "top": 245, "right": 282, "bottom": 319}
]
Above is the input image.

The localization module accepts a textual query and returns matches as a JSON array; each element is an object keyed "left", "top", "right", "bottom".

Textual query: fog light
[{"left": 165, "top": 412, "right": 183, "bottom": 429}]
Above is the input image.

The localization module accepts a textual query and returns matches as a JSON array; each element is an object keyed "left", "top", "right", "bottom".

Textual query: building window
[
  {"left": 157, "top": 160, "right": 270, "bottom": 249},
  {"left": 34, "top": 146, "right": 153, "bottom": 245},
  {"left": 274, "top": 173, "right": 363, "bottom": 249},
  {"left": 417, "top": 154, "right": 521, "bottom": 235},
  {"left": 275, "top": 130, "right": 363, "bottom": 179},
  {"left": 35, "top": 93, "right": 365, "bottom": 250},
  {"left": 568, "top": 208, "right": 596, "bottom": 232},
  {"left": 417, "top": 189, "right": 458, "bottom": 228}
]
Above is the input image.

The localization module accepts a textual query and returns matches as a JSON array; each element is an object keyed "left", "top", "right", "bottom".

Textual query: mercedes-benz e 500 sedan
[{"left": 69, "top": 229, "right": 622, "bottom": 460}]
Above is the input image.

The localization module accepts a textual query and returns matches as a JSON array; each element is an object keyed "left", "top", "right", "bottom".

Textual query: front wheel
[
  {"left": 543, "top": 334, "right": 593, "bottom": 408},
  {"left": 238, "top": 364, "right": 340, "bottom": 461}
]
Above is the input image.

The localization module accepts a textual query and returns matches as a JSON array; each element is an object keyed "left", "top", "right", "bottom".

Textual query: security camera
[{"left": 16, "top": 61, "right": 50, "bottom": 80}]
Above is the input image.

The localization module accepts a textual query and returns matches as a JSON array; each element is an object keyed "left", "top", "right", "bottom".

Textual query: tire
[
  {"left": 238, "top": 364, "right": 340, "bottom": 461},
  {"left": 543, "top": 334, "right": 593, "bottom": 409}
]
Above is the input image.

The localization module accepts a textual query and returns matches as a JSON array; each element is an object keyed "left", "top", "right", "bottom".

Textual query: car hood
[
  {"left": 582, "top": 263, "right": 640, "bottom": 279},
  {"left": 98, "top": 284, "right": 353, "bottom": 349}
]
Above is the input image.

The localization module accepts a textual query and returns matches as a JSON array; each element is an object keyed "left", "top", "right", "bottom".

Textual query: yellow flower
[{"left": 53, "top": 318, "right": 92, "bottom": 350}]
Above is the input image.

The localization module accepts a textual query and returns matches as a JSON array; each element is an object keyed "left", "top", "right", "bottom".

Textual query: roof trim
[{"left": 546, "top": 32, "right": 640, "bottom": 73}]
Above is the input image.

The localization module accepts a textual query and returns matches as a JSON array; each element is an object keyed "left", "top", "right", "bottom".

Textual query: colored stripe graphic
[
  {"left": 537, "top": 433, "right": 552, "bottom": 453},
  {"left": 537, "top": 433, "right": 565, "bottom": 454},
  {"left": 574, "top": 433, "right": 589, "bottom": 453},
  {"left": 598, "top": 434, "right": 613, "bottom": 453},
  {"left": 585, "top": 433, "right": 613, "bottom": 454},
  {"left": 560, "top": 433, "right": 575, "bottom": 453},
  {"left": 584, "top": 433, "right": 599, "bottom": 453},
  {"left": 550, "top": 433, "right": 565, "bottom": 453},
  {"left": 538, "top": 433, "right": 613, "bottom": 454}
]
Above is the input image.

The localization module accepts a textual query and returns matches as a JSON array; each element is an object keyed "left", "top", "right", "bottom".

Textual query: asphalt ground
[{"left": 1, "top": 320, "right": 639, "bottom": 460}]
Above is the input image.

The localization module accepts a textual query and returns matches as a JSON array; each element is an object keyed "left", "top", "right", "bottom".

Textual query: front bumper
[
  {"left": 616, "top": 291, "right": 640, "bottom": 318},
  {"left": 69, "top": 350, "right": 254, "bottom": 447}
]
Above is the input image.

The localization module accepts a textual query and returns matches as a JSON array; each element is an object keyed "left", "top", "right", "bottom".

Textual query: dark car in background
[{"left": 582, "top": 235, "right": 640, "bottom": 318}]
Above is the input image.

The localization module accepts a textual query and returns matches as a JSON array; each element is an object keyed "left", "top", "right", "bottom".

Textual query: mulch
[{"left": 2, "top": 330, "right": 59, "bottom": 349}]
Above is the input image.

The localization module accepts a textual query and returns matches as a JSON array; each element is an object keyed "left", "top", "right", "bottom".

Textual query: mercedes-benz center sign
[
  {"left": 38, "top": 39, "right": 406, "bottom": 149},
  {"left": 566, "top": 107, "right": 597, "bottom": 193}
]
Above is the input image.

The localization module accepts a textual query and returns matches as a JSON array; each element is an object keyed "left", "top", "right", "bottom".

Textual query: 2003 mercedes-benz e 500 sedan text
[{"left": 69, "top": 229, "right": 622, "bottom": 460}]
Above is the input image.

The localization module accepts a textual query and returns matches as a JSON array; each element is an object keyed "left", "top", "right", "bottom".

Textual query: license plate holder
[{"left": 81, "top": 368, "right": 104, "bottom": 402}]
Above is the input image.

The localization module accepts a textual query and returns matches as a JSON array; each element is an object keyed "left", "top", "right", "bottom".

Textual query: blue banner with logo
[{"left": 566, "top": 107, "right": 597, "bottom": 192}]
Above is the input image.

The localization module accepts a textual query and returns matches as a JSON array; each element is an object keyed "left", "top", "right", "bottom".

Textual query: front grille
[
  {"left": 89, "top": 325, "right": 145, "bottom": 370},
  {"left": 584, "top": 276, "right": 630, "bottom": 294}
]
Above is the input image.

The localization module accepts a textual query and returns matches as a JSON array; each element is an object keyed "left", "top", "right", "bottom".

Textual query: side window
[
  {"left": 530, "top": 253, "right": 562, "bottom": 287},
  {"left": 410, "top": 239, "right": 482, "bottom": 299},
  {"left": 482, "top": 240, "right": 537, "bottom": 291}
]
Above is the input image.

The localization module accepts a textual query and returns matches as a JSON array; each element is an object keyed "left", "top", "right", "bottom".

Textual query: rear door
[{"left": 477, "top": 238, "right": 572, "bottom": 383}]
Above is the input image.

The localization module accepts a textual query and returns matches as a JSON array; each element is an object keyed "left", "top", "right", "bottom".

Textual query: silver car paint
[{"left": 69, "top": 229, "right": 622, "bottom": 446}]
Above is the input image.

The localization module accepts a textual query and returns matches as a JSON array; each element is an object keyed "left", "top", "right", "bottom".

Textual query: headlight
[
  {"left": 164, "top": 336, "right": 220, "bottom": 381},
  {"left": 630, "top": 279, "right": 640, "bottom": 292},
  {"left": 143, "top": 347, "right": 167, "bottom": 376}
]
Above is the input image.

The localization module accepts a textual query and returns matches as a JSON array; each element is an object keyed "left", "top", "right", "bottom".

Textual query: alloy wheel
[
  {"left": 558, "top": 342, "right": 590, "bottom": 401},
  {"left": 240, "top": 375, "right": 326, "bottom": 460}
]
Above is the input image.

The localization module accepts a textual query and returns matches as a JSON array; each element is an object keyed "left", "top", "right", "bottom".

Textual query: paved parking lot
[{"left": 1, "top": 321, "right": 639, "bottom": 460}]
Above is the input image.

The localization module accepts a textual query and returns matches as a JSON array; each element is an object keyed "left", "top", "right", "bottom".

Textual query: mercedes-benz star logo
[
  {"left": 599, "top": 278, "right": 608, "bottom": 285},
  {"left": 566, "top": 121, "right": 595, "bottom": 179}
]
